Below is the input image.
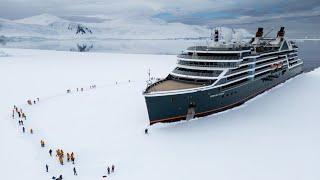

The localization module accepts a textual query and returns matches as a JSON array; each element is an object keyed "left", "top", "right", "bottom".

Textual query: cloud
[{"left": 207, "top": 7, "right": 320, "bottom": 26}]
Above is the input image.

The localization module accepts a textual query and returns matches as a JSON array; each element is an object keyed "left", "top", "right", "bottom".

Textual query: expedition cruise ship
[{"left": 143, "top": 27, "right": 303, "bottom": 125}]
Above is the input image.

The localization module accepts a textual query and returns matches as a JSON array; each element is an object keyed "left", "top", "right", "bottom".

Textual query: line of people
[
  {"left": 14, "top": 99, "right": 80, "bottom": 179},
  {"left": 12, "top": 91, "right": 123, "bottom": 179},
  {"left": 13, "top": 105, "right": 27, "bottom": 120},
  {"left": 27, "top": 98, "right": 39, "bottom": 105},
  {"left": 13, "top": 105, "right": 33, "bottom": 134},
  {"left": 66, "top": 84, "right": 97, "bottom": 94},
  {"left": 12, "top": 103, "right": 77, "bottom": 179},
  {"left": 102, "top": 164, "right": 115, "bottom": 178}
]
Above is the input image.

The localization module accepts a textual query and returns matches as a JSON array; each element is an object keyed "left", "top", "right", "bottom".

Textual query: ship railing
[
  {"left": 178, "top": 54, "right": 240, "bottom": 60},
  {"left": 255, "top": 58, "right": 286, "bottom": 68},
  {"left": 226, "top": 73, "right": 250, "bottom": 81},
  {"left": 187, "top": 46, "right": 251, "bottom": 51},
  {"left": 240, "top": 58, "right": 257, "bottom": 64},
  {"left": 172, "top": 69, "right": 220, "bottom": 77},
  {"left": 288, "top": 53, "right": 298, "bottom": 58},
  {"left": 226, "top": 67, "right": 250, "bottom": 75},
  {"left": 255, "top": 67, "right": 271, "bottom": 74},
  {"left": 177, "top": 60, "right": 238, "bottom": 68}
]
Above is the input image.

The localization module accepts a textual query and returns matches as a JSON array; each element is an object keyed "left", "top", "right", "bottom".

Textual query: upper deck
[{"left": 187, "top": 45, "right": 251, "bottom": 52}]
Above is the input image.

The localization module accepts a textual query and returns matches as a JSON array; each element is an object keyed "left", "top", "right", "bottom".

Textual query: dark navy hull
[{"left": 145, "top": 65, "right": 303, "bottom": 125}]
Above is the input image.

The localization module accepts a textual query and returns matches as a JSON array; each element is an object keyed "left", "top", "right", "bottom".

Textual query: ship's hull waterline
[{"left": 145, "top": 64, "right": 303, "bottom": 125}]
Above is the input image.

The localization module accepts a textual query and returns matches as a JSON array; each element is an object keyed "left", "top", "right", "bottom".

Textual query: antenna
[{"left": 147, "top": 68, "right": 152, "bottom": 86}]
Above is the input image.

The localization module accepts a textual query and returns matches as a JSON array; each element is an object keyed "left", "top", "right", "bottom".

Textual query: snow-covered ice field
[{"left": 1, "top": 48, "right": 320, "bottom": 180}]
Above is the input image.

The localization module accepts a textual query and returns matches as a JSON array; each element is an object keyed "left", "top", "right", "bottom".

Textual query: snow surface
[
  {"left": 1, "top": 48, "right": 320, "bottom": 180},
  {"left": 0, "top": 49, "right": 8, "bottom": 56}
]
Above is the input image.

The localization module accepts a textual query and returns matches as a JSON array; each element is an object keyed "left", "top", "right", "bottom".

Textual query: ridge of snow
[{"left": 14, "top": 13, "right": 67, "bottom": 26}]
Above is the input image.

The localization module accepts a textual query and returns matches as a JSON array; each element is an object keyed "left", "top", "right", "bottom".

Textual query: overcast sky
[{"left": 0, "top": 0, "right": 319, "bottom": 28}]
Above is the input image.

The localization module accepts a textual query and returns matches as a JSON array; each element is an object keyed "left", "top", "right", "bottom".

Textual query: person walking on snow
[
  {"left": 67, "top": 153, "right": 70, "bottom": 162},
  {"left": 46, "top": 164, "right": 49, "bottom": 172},
  {"left": 73, "top": 167, "right": 77, "bottom": 176},
  {"left": 71, "top": 152, "right": 75, "bottom": 164},
  {"left": 30, "top": 129, "right": 33, "bottom": 134},
  {"left": 56, "top": 175, "right": 63, "bottom": 180},
  {"left": 71, "top": 156, "right": 75, "bottom": 164},
  {"left": 22, "top": 113, "right": 26, "bottom": 120},
  {"left": 145, "top": 128, "right": 148, "bottom": 134},
  {"left": 49, "top": 149, "right": 53, "bottom": 156},
  {"left": 111, "top": 165, "right": 115, "bottom": 173},
  {"left": 107, "top": 167, "right": 110, "bottom": 174},
  {"left": 22, "top": 127, "right": 25, "bottom": 133},
  {"left": 40, "top": 140, "right": 45, "bottom": 147}
]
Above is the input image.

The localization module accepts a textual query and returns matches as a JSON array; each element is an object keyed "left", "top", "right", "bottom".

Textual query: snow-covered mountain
[
  {"left": 0, "top": 14, "right": 252, "bottom": 40},
  {"left": 14, "top": 14, "right": 64, "bottom": 26},
  {"left": 0, "top": 14, "right": 93, "bottom": 38}
]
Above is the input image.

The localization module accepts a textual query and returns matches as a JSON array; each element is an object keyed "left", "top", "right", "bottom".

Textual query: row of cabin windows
[
  {"left": 226, "top": 72, "right": 249, "bottom": 81},
  {"left": 173, "top": 67, "right": 222, "bottom": 77},
  {"left": 256, "top": 57, "right": 284, "bottom": 66},
  {"left": 230, "top": 65, "right": 249, "bottom": 73},
  {"left": 288, "top": 53, "right": 297, "bottom": 58},
  {"left": 178, "top": 60, "right": 238, "bottom": 68},
  {"left": 289, "top": 61, "right": 299, "bottom": 66},
  {"left": 169, "top": 75, "right": 215, "bottom": 85},
  {"left": 254, "top": 70, "right": 270, "bottom": 78},
  {"left": 188, "top": 52, "right": 240, "bottom": 58},
  {"left": 221, "top": 78, "right": 249, "bottom": 90},
  {"left": 255, "top": 63, "right": 275, "bottom": 72},
  {"left": 240, "top": 50, "right": 296, "bottom": 65},
  {"left": 256, "top": 57, "right": 278, "bottom": 65},
  {"left": 258, "top": 50, "right": 294, "bottom": 59}
]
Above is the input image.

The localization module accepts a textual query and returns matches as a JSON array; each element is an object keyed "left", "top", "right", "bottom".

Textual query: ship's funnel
[
  {"left": 277, "top": 27, "right": 285, "bottom": 37},
  {"left": 214, "top": 30, "right": 219, "bottom": 42},
  {"left": 255, "top": 27, "right": 264, "bottom": 37}
]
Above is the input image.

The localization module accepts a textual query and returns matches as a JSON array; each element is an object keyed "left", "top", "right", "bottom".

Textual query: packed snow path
[{"left": 1, "top": 48, "right": 320, "bottom": 180}]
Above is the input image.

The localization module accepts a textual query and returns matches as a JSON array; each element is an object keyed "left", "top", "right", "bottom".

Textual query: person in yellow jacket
[{"left": 40, "top": 140, "right": 45, "bottom": 147}]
